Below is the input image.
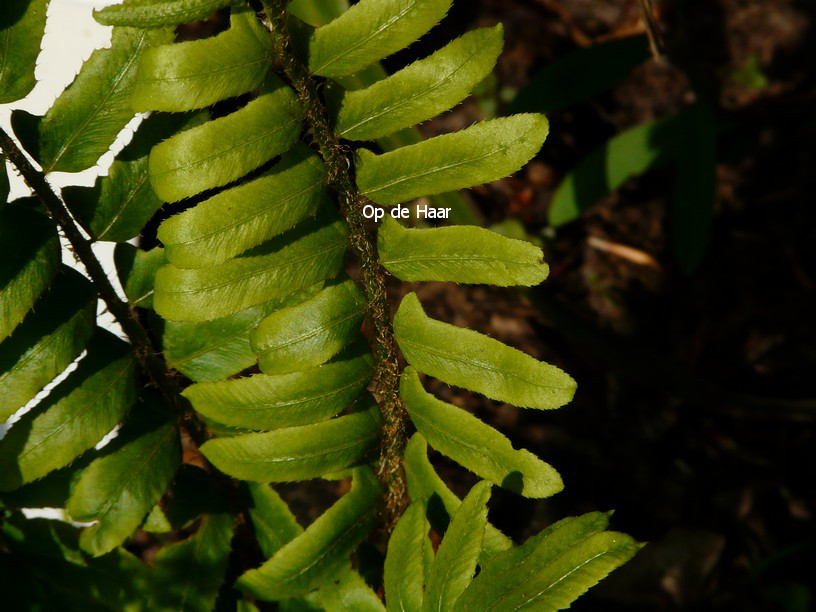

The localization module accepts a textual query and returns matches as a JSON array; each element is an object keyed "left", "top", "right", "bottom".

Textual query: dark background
[{"left": 379, "top": 0, "right": 815, "bottom": 609}]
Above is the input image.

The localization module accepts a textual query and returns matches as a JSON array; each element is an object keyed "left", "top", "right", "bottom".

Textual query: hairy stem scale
[{"left": 261, "top": 0, "right": 409, "bottom": 527}]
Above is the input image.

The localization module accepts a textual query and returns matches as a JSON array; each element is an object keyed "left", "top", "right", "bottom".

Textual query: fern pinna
[{"left": 0, "top": 0, "right": 640, "bottom": 609}]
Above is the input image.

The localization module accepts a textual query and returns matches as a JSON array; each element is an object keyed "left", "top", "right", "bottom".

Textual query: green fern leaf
[
  {"left": 148, "top": 80, "right": 302, "bottom": 202},
  {"left": 356, "top": 114, "right": 549, "bottom": 205},
  {"left": 251, "top": 277, "right": 367, "bottom": 375},
  {"left": 247, "top": 482, "right": 303, "bottom": 557},
  {"left": 114, "top": 244, "right": 165, "bottom": 309},
  {"left": 62, "top": 112, "right": 202, "bottom": 243},
  {"left": 0, "top": 330, "right": 137, "bottom": 491},
  {"left": 162, "top": 286, "right": 322, "bottom": 382},
  {"left": 308, "top": 0, "right": 452, "bottom": 78},
  {"left": 0, "top": 205, "right": 61, "bottom": 342},
  {"left": 384, "top": 502, "right": 430, "bottom": 612},
  {"left": 131, "top": 8, "right": 272, "bottom": 112},
  {"left": 200, "top": 400, "right": 381, "bottom": 481},
  {"left": 247, "top": 482, "right": 384, "bottom": 610},
  {"left": 154, "top": 214, "right": 348, "bottom": 322},
  {"left": 424, "top": 481, "right": 491, "bottom": 611},
  {"left": 184, "top": 346, "right": 373, "bottom": 430},
  {"left": 237, "top": 467, "right": 382, "bottom": 600},
  {"left": 0, "top": 268, "right": 95, "bottom": 421},
  {"left": 11, "top": 26, "right": 173, "bottom": 173},
  {"left": 378, "top": 216, "right": 549, "bottom": 286},
  {"left": 404, "top": 434, "right": 512, "bottom": 561},
  {"left": 159, "top": 145, "right": 330, "bottom": 268},
  {"left": 0, "top": 0, "right": 48, "bottom": 103},
  {"left": 456, "top": 512, "right": 641, "bottom": 610},
  {"left": 66, "top": 406, "right": 180, "bottom": 556},
  {"left": 95, "top": 0, "right": 243, "bottom": 28},
  {"left": 336, "top": 26, "right": 503, "bottom": 141},
  {"left": 401, "top": 367, "right": 563, "bottom": 498},
  {"left": 394, "top": 292, "right": 576, "bottom": 409},
  {"left": 150, "top": 512, "right": 235, "bottom": 612}
]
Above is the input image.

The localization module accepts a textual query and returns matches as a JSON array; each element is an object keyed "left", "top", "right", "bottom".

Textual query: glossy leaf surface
[{"left": 0, "top": 0, "right": 48, "bottom": 103}]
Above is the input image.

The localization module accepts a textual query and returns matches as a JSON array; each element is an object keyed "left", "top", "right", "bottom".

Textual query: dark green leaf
[
  {"left": 0, "top": 330, "right": 137, "bottom": 491},
  {"left": 0, "top": 267, "right": 95, "bottom": 421},
  {"left": 62, "top": 112, "right": 200, "bottom": 242},
  {"left": 0, "top": 204, "right": 61, "bottom": 342},
  {"left": 394, "top": 292, "right": 576, "bottom": 409},
  {"left": 0, "top": 0, "right": 48, "bottom": 103},
  {"left": 150, "top": 513, "right": 235, "bottom": 612},
  {"left": 114, "top": 244, "right": 165, "bottom": 309},
  {"left": 67, "top": 405, "right": 180, "bottom": 556},
  {"left": 548, "top": 114, "right": 681, "bottom": 226},
  {"left": 511, "top": 35, "right": 649, "bottom": 113}
]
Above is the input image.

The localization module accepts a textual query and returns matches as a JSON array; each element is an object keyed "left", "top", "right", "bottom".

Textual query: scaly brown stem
[
  {"left": 0, "top": 126, "right": 205, "bottom": 446},
  {"left": 261, "top": 0, "right": 409, "bottom": 528}
]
